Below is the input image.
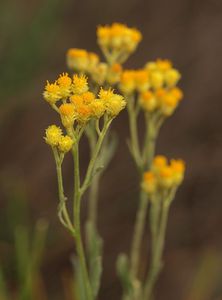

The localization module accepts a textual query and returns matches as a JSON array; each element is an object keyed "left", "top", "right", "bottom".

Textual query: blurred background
[{"left": 1, "top": 0, "right": 222, "bottom": 299}]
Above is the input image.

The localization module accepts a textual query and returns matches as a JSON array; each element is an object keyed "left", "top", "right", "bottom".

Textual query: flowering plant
[{"left": 42, "top": 22, "right": 185, "bottom": 300}]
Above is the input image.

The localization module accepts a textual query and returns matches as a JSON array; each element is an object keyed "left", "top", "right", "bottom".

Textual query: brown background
[{"left": 0, "top": 0, "right": 222, "bottom": 299}]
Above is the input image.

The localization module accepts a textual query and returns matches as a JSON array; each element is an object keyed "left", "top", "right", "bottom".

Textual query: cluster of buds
[
  {"left": 67, "top": 47, "right": 123, "bottom": 87},
  {"left": 142, "top": 155, "right": 185, "bottom": 196},
  {"left": 45, "top": 125, "right": 73, "bottom": 153},
  {"left": 119, "top": 59, "right": 183, "bottom": 117},
  {"left": 97, "top": 23, "right": 142, "bottom": 63},
  {"left": 66, "top": 48, "right": 99, "bottom": 74},
  {"left": 119, "top": 69, "right": 149, "bottom": 94},
  {"left": 43, "top": 72, "right": 126, "bottom": 131}
]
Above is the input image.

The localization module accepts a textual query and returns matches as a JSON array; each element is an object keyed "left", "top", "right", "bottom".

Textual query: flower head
[
  {"left": 159, "top": 89, "right": 182, "bottom": 116},
  {"left": 59, "top": 103, "right": 76, "bottom": 128},
  {"left": 57, "top": 73, "right": 72, "bottom": 99},
  {"left": 139, "top": 91, "right": 157, "bottom": 112},
  {"left": 144, "top": 59, "right": 181, "bottom": 90},
  {"left": 43, "top": 81, "right": 60, "bottom": 104},
  {"left": 67, "top": 48, "right": 99, "bottom": 74},
  {"left": 72, "top": 74, "right": 88, "bottom": 94},
  {"left": 91, "top": 62, "right": 108, "bottom": 85},
  {"left": 142, "top": 155, "right": 186, "bottom": 196},
  {"left": 44, "top": 125, "right": 62, "bottom": 147},
  {"left": 134, "top": 70, "right": 149, "bottom": 92},
  {"left": 119, "top": 70, "right": 136, "bottom": 94},
  {"left": 106, "top": 63, "right": 122, "bottom": 85},
  {"left": 119, "top": 69, "right": 149, "bottom": 94},
  {"left": 170, "top": 159, "right": 185, "bottom": 185},
  {"left": 142, "top": 171, "right": 157, "bottom": 194},
  {"left": 99, "top": 88, "right": 126, "bottom": 117},
  {"left": 97, "top": 23, "right": 142, "bottom": 62},
  {"left": 58, "top": 135, "right": 73, "bottom": 153},
  {"left": 90, "top": 100, "right": 106, "bottom": 118},
  {"left": 75, "top": 103, "right": 92, "bottom": 123},
  {"left": 67, "top": 48, "right": 89, "bottom": 72}
]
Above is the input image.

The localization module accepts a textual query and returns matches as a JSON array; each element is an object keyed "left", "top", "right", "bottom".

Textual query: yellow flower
[
  {"left": 44, "top": 125, "right": 62, "bottom": 147},
  {"left": 97, "top": 23, "right": 142, "bottom": 56},
  {"left": 139, "top": 91, "right": 157, "bottom": 112},
  {"left": 72, "top": 74, "right": 88, "bottom": 94},
  {"left": 150, "top": 71, "right": 164, "bottom": 89},
  {"left": 155, "top": 88, "right": 167, "bottom": 99},
  {"left": 160, "top": 92, "right": 180, "bottom": 116},
  {"left": 57, "top": 73, "right": 72, "bottom": 99},
  {"left": 98, "top": 88, "right": 115, "bottom": 102},
  {"left": 88, "top": 52, "right": 100, "bottom": 72},
  {"left": 145, "top": 61, "right": 157, "bottom": 72},
  {"left": 106, "top": 63, "right": 122, "bottom": 85},
  {"left": 59, "top": 103, "right": 76, "bottom": 128},
  {"left": 70, "top": 95, "right": 84, "bottom": 106},
  {"left": 59, "top": 103, "right": 75, "bottom": 116},
  {"left": 106, "top": 94, "right": 126, "bottom": 117},
  {"left": 99, "top": 88, "right": 126, "bottom": 117},
  {"left": 43, "top": 81, "right": 60, "bottom": 104},
  {"left": 66, "top": 48, "right": 88, "bottom": 72},
  {"left": 165, "top": 68, "right": 181, "bottom": 87},
  {"left": 171, "top": 87, "right": 183, "bottom": 101},
  {"left": 97, "top": 25, "right": 110, "bottom": 47},
  {"left": 90, "top": 100, "right": 106, "bottom": 118},
  {"left": 119, "top": 70, "right": 136, "bottom": 94},
  {"left": 159, "top": 166, "right": 174, "bottom": 188},
  {"left": 75, "top": 103, "right": 92, "bottom": 123},
  {"left": 58, "top": 135, "right": 73, "bottom": 153},
  {"left": 170, "top": 159, "right": 185, "bottom": 185},
  {"left": 91, "top": 62, "right": 108, "bottom": 85},
  {"left": 156, "top": 59, "right": 172, "bottom": 71},
  {"left": 142, "top": 171, "right": 157, "bottom": 194},
  {"left": 81, "top": 91, "right": 95, "bottom": 104},
  {"left": 134, "top": 70, "right": 149, "bottom": 92},
  {"left": 152, "top": 155, "right": 167, "bottom": 172},
  {"left": 67, "top": 48, "right": 99, "bottom": 73}
]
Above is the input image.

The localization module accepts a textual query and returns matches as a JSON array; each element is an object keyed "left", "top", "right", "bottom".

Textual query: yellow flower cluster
[
  {"left": 119, "top": 59, "right": 181, "bottom": 95},
  {"left": 145, "top": 59, "right": 181, "bottom": 89},
  {"left": 67, "top": 48, "right": 99, "bottom": 73},
  {"left": 97, "top": 23, "right": 142, "bottom": 55},
  {"left": 119, "top": 69, "right": 149, "bottom": 94},
  {"left": 45, "top": 125, "right": 73, "bottom": 153},
  {"left": 142, "top": 155, "right": 185, "bottom": 194},
  {"left": 139, "top": 87, "right": 183, "bottom": 116},
  {"left": 90, "top": 62, "right": 122, "bottom": 86},
  {"left": 66, "top": 48, "right": 123, "bottom": 87},
  {"left": 99, "top": 88, "right": 126, "bottom": 117},
  {"left": 43, "top": 73, "right": 126, "bottom": 128}
]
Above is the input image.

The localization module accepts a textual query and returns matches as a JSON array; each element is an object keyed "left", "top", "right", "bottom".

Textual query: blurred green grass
[{"left": 0, "top": 0, "right": 61, "bottom": 102}]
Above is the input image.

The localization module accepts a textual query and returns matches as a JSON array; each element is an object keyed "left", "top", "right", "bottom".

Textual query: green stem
[
  {"left": 88, "top": 173, "right": 100, "bottom": 230},
  {"left": 80, "top": 118, "right": 112, "bottom": 196},
  {"left": 86, "top": 124, "right": 100, "bottom": 231},
  {"left": 128, "top": 109, "right": 157, "bottom": 293},
  {"left": 127, "top": 95, "right": 142, "bottom": 168},
  {"left": 72, "top": 143, "right": 93, "bottom": 300},
  {"left": 130, "top": 190, "right": 148, "bottom": 279},
  {"left": 142, "top": 115, "right": 157, "bottom": 171},
  {"left": 53, "top": 148, "right": 74, "bottom": 234},
  {"left": 150, "top": 196, "right": 161, "bottom": 256},
  {"left": 144, "top": 201, "right": 170, "bottom": 300}
]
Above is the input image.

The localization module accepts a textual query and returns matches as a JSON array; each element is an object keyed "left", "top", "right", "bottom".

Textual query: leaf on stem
[{"left": 85, "top": 221, "right": 103, "bottom": 298}]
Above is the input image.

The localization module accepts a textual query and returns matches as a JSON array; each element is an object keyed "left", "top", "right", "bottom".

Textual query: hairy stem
[
  {"left": 80, "top": 118, "right": 112, "bottom": 196},
  {"left": 144, "top": 201, "right": 170, "bottom": 300},
  {"left": 127, "top": 95, "right": 142, "bottom": 168},
  {"left": 53, "top": 148, "right": 74, "bottom": 234},
  {"left": 130, "top": 190, "right": 148, "bottom": 280},
  {"left": 72, "top": 143, "right": 93, "bottom": 300}
]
